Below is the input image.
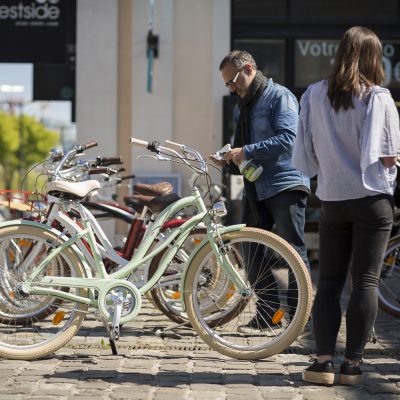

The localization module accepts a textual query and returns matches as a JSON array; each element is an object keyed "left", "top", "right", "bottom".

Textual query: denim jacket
[{"left": 235, "top": 78, "right": 310, "bottom": 200}]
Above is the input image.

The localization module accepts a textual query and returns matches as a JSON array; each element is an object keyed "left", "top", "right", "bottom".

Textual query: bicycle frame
[{"left": 17, "top": 187, "right": 246, "bottom": 323}]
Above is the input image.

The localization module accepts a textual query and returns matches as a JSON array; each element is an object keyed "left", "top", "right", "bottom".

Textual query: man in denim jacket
[{"left": 214, "top": 50, "right": 310, "bottom": 333}]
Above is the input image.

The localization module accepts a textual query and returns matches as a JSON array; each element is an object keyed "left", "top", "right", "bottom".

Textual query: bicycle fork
[{"left": 209, "top": 227, "right": 251, "bottom": 298}]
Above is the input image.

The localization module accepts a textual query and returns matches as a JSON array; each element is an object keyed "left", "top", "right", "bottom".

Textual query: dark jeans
[
  {"left": 244, "top": 190, "right": 310, "bottom": 321},
  {"left": 313, "top": 195, "right": 393, "bottom": 360}
]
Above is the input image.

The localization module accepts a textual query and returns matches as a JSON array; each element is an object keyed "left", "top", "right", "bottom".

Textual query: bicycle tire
[
  {"left": 0, "top": 224, "right": 89, "bottom": 360},
  {"left": 379, "top": 235, "right": 400, "bottom": 317},
  {"left": 183, "top": 227, "right": 312, "bottom": 360}
]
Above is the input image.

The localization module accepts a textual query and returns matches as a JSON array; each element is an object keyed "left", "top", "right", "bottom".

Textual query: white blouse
[{"left": 292, "top": 80, "right": 400, "bottom": 201}]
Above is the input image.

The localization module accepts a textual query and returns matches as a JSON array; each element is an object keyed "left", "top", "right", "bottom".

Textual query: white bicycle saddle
[{"left": 47, "top": 180, "right": 101, "bottom": 198}]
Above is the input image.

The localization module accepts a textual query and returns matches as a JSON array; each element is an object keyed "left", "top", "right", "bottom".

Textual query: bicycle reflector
[
  {"left": 52, "top": 311, "right": 65, "bottom": 326},
  {"left": 272, "top": 309, "right": 285, "bottom": 325}
]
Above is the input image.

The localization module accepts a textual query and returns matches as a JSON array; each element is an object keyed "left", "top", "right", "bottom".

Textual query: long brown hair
[{"left": 328, "top": 26, "right": 385, "bottom": 111}]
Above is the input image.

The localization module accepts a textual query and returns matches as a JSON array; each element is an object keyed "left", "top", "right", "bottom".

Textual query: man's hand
[
  {"left": 208, "top": 154, "right": 227, "bottom": 167},
  {"left": 225, "top": 147, "right": 245, "bottom": 166}
]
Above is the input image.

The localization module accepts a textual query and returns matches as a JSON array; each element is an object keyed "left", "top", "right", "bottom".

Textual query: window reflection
[
  {"left": 295, "top": 39, "right": 400, "bottom": 89},
  {"left": 232, "top": 39, "right": 285, "bottom": 84},
  {"left": 294, "top": 39, "right": 338, "bottom": 87}
]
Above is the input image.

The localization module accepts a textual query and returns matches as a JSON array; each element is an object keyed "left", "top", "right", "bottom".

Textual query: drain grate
[{"left": 65, "top": 343, "right": 400, "bottom": 357}]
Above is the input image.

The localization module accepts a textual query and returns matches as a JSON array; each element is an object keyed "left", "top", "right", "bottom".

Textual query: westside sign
[
  {"left": 295, "top": 39, "right": 400, "bottom": 89},
  {"left": 0, "top": 0, "right": 75, "bottom": 63},
  {"left": 0, "top": 0, "right": 61, "bottom": 25}
]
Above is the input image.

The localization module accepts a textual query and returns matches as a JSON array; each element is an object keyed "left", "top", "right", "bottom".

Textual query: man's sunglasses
[{"left": 225, "top": 70, "right": 241, "bottom": 87}]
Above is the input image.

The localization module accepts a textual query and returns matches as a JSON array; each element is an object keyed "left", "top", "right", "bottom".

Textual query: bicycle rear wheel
[
  {"left": 0, "top": 224, "right": 89, "bottom": 360},
  {"left": 147, "top": 228, "right": 206, "bottom": 324},
  {"left": 183, "top": 227, "right": 312, "bottom": 360},
  {"left": 379, "top": 236, "right": 400, "bottom": 317}
]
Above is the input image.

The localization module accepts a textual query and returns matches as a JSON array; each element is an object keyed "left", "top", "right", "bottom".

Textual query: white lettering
[
  {"left": 0, "top": 2, "right": 60, "bottom": 21},
  {"left": 394, "top": 62, "right": 400, "bottom": 82},
  {"left": 310, "top": 43, "right": 321, "bottom": 56},
  {"left": 0, "top": 6, "right": 8, "bottom": 18},
  {"left": 382, "top": 56, "right": 392, "bottom": 86},
  {"left": 383, "top": 44, "right": 395, "bottom": 58},
  {"left": 297, "top": 41, "right": 310, "bottom": 57},
  {"left": 297, "top": 40, "right": 339, "bottom": 57}
]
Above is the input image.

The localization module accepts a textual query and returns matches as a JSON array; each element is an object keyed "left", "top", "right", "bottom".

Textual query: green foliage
[{"left": 0, "top": 112, "right": 59, "bottom": 190}]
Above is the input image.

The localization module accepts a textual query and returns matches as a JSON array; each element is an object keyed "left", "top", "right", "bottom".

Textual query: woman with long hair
[{"left": 293, "top": 26, "right": 400, "bottom": 386}]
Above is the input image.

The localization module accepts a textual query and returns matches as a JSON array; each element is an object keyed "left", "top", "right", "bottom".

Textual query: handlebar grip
[
  {"left": 82, "top": 141, "right": 98, "bottom": 150},
  {"left": 88, "top": 167, "right": 109, "bottom": 175},
  {"left": 120, "top": 173, "right": 136, "bottom": 181},
  {"left": 76, "top": 141, "right": 98, "bottom": 154},
  {"left": 129, "top": 138, "right": 149, "bottom": 148},
  {"left": 164, "top": 140, "right": 184, "bottom": 151},
  {"left": 96, "top": 156, "right": 123, "bottom": 166}
]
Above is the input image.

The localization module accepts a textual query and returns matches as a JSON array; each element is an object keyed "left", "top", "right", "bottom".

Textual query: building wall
[
  {"left": 76, "top": 0, "right": 230, "bottom": 196},
  {"left": 76, "top": 0, "right": 118, "bottom": 156},
  {"left": 172, "top": 0, "right": 230, "bottom": 188}
]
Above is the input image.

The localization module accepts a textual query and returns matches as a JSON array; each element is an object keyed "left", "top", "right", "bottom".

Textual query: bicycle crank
[{"left": 98, "top": 280, "right": 142, "bottom": 332}]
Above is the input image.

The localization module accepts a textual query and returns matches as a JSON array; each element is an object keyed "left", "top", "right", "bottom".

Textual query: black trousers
[{"left": 313, "top": 194, "right": 393, "bottom": 360}]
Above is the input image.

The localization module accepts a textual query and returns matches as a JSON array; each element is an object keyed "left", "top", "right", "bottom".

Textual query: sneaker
[
  {"left": 302, "top": 360, "right": 335, "bottom": 385},
  {"left": 339, "top": 361, "right": 363, "bottom": 385},
  {"left": 237, "top": 316, "right": 282, "bottom": 335}
]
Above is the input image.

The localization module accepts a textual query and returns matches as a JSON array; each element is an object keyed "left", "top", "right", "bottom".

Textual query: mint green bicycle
[{"left": 0, "top": 139, "right": 312, "bottom": 360}]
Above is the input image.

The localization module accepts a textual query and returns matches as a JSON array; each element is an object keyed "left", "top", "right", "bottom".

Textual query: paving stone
[
  {"left": 188, "top": 391, "right": 226, "bottom": 400},
  {"left": 0, "top": 296, "right": 398, "bottom": 399}
]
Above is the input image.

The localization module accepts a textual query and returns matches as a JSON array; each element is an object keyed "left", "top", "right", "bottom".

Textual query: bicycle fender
[
  {"left": 180, "top": 223, "right": 246, "bottom": 310},
  {"left": 0, "top": 219, "right": 93, "bottom": 279}
]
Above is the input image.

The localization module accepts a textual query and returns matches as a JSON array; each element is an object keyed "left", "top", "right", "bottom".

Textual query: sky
[{"left": 0, "top": 63, "right": 72, "bottom": 125}]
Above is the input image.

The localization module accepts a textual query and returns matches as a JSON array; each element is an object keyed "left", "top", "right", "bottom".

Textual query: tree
[{"left": 0, "top": 112, "right": 59, "bottom": 190}]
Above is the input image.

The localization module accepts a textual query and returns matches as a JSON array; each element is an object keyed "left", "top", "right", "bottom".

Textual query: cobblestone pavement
[{"left": 0, "top": 275, "right": 399, "bottom": 400}]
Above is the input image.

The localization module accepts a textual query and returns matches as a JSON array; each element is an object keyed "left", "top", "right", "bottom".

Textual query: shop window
[
  {"left": 382, "top": 41, "right": 400, "bottom": 89},
  {"left": 294, "top": 39, "right": 338, "bottom": 87},
  {"left": 295, "top": 39, "right": 400, "bottom": 89},
  {"left": 232, "top": 39, "right": 286, "bottom": 84}
]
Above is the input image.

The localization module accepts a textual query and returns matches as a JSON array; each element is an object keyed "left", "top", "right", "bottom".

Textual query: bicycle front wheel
[
  {"left": 379, "top": 235, "right": 400, "bottom": 317},
  {"left": 183, "top": 227, "right": 312, "bottom": 360},
  {"left": 0, "top": 224, "right": 89, "bottom": 360}
]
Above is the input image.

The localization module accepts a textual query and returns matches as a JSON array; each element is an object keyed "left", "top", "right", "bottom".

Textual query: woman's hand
[{"left": 380, "top": 156, "right": 398, "bottom": 168}]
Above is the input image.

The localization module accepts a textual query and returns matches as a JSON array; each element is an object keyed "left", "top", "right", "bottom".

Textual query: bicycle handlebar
[
  {"left": 77, "top": 141, "right": 98, "bottom": 153},
  {"left": 129, "top": 138, "right": 149, "bottom": 148},
  {"left": 164, "top": 140, "right": 183, "bottom": 151},
  {"left": 54, "top": 141, "right": 98, "bottom": 177},
  {"left": 88, "top": 167, "right": 119, "bottom": 175},
  {"left": 96, "top": 156, "right": 123, "bottom": 166},
  {"left": 130, "top": 137, "right": 208, "bottom": 176}
]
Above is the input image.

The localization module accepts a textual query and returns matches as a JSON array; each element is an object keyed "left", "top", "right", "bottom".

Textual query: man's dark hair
[{"left": 219, "top": 50, "right": 257, "bottom": 71}]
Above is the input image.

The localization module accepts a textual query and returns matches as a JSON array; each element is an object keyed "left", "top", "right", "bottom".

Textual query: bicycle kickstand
[
  {"left": 102, "top": 292, "right": 125, "bottom": 355},
  {"left": 155, "top": 321, "right": 192, "bottom": 339}
]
